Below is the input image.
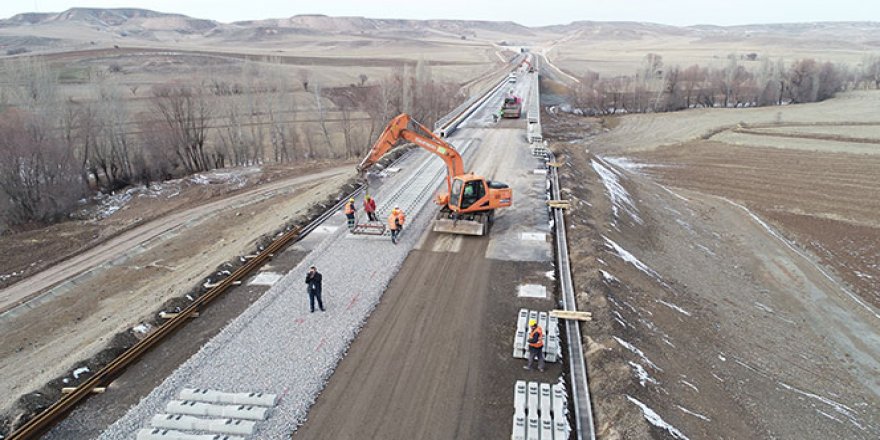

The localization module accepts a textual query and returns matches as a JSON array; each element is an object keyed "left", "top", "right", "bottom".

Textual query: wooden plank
[
  {"left": 547, "top": 162, "right": 563, "bottom": 168},
  {"left": 549, "top": 310, "right": 592, "bottom": 321},
  {"left": 62, "top": 387, "right": 106, "bottom": 395}
]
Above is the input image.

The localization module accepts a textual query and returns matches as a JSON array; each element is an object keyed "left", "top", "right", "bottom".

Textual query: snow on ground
[
  {"left": 614, "top": 336, "right": 661, "bottom": 371},
  {"left": 680, "top": 379, "right": 699, "bottom": 393},
  {"left": 627, "top": 395, "right": 690, "bottom": 440},
  {"left": 132, "top": 324, "right": 151, "bottom": 334},
  {"left": 90, "top": 167, "right": 261, "bottom": 219},
  {"left": 604, "top": 156, "right": 654, "bottom": 172},
  {"left": 603, "top": 236, "right": 661, "bottom": 280},
  {"left": 591, "top": 158, "right": 643, "bottom": 224},
  {"left": 72, "top": 367, "right": 90, "bottom": 379},
  {"left": 677, "top": 405, "right": 711, "bottom": 422},
  {"left": 628, "top": 361, "right": 659, "bottom": 386},
  {"left": 599, "top": 269, "right": 619, "bottom": 283},
  {"left": 656, "top": 299, "right": 692, "bottom": 317},
  {"left": 778, "top": 382, "right": 866, "bottom": 431}
]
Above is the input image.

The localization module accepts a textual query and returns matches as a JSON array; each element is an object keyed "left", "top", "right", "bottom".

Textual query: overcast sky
[{"left": 6, "top": 0, "right": 880, "bottom": 26}]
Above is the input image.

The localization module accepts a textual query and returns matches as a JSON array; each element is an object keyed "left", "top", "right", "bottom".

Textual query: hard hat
[
  {"left": 349, "top": 198, "right": 355, "bottom": 202},
  {"left": 529, "top": 319, "right": 537, "bottom": 327}
]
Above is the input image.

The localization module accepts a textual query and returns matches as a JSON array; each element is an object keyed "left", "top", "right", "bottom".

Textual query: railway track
[{"left": 6, "top": 55, "right": 597, "bottom": 440}]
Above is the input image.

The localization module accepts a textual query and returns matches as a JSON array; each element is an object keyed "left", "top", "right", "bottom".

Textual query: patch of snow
[
  {"left": 132, "top": 324, "right": 151, "bottom": 334},
  {"left": 72, "top": 367, "right": 90, "bottom": 379},
  {"left": 657, "top": 299, "right": 692, "bottom": 316},
  {"left": 718, "top": 353, "right": 727, "bottom": 362},
  {"left": 754, "top": 302, "right": 774, "bottom": 313},
  {"left": 614, "top": 336, "right": 661, "bottom": 371},
  {"left": 599, "top": 270, "right": 618, "bottom": 283},
  {"left": 591, "top": 158, "right": 643, "bottom": 224},
  {"left": 817, "top": 409, "right": 843, "bottom": 423},
  {"left": 603, "top": 236, "right": 661, "bottom": 279},
  {"left": 629, "top": 361, "right": 659, "bottom": 386},
  {"left": 778, "top": 382, "right": 865, "bottom": 431},
  {"left": 711, "top": 373, "right": 724, "bottom": 382},
  {"left": 62, "top": 378, "right": 69, "bottom": 384},
  {"left": 695, "top": 243, "right": 716, "bottom": 256},
  {"left": 544, "top": 270, "right": 556, "bottom": 281},
  {"left": 604, "top": 156, "right": 651, "bottom": 172},
  {"left": 681, "top": 379, "right": 699, "bottom": 393},
  {"left": 0, "top": 270, "right": 23, "bottom": 282},
  {"left": 677, "top": 405, "right": 711, "bottom": 421},
  {"left": 660, "top": 185, "right": 689, "bottom": 202},
  {"left": 626, "top": 395, "right": 690, "bottom": 440}
]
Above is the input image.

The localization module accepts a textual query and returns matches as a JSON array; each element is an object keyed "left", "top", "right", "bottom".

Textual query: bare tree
[
  {"left": 0, "top": 109, "right": 83, "bottom": 226},
  {"left": 151, "top": 84, "right": 213, "bottom": 173}
]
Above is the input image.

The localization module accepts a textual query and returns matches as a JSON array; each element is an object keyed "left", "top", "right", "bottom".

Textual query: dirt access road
[
  {"left": 544, "top": 92, "right": 880, "bottom": 438},
  {"left": 0, "top": 165, "right": 351, "bottom": 427}
]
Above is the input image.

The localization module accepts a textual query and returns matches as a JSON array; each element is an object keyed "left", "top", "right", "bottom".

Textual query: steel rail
[
  {"left": 6, "top": 64, "right": 510, "bottom": 440},
  {"left": 549, "top": 151, "right": 597, "bottom": 440}
]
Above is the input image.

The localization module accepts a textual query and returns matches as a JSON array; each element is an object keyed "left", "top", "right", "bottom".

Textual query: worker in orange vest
[
  {"left": 388, "top": 206, "right": 405, "bottom": 244},
  {"left": 524, "top": 319, "right": 545, "bottom": 372},
  {"left": 364, "top": 195, "right": 378, "bottom": 222},
  {"left": 344, "top": 198, "right": 356, "bottom": 230}
]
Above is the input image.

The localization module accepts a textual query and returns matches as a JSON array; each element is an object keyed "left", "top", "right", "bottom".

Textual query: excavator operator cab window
[
  {"left": 450, "top": 179, "right": 462, "bottom": 208},
  {"left": 460, "top": 180, "right": 485, "bottom": 209}
]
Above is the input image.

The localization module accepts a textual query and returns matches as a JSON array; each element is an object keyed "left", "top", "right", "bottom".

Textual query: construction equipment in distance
[
  {"left": 502, "top": 95, "right": 523, "bottom": 119},
  {"left": 357, "top": 113, "right": 512, "bottom": 236}
]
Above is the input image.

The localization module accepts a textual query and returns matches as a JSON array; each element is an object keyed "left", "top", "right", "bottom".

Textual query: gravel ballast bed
[{"left": 61, "top": 143, "right": 474, "bottom": 439}]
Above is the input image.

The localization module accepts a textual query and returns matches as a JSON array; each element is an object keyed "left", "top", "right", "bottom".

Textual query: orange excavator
[{"left": 357, "top": 113, "right": 512, "bottom": 236}]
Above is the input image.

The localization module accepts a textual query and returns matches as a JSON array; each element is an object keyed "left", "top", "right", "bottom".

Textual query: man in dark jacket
[{"left": 305, "top": 266, "right": 324, "bottom": 312}]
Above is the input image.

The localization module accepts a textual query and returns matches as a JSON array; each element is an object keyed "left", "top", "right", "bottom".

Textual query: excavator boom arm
[{"left": 357, "top": 113, "right": 465, "bottom": 190}]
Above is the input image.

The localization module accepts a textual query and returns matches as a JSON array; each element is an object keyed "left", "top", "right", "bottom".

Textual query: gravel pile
[{"left": 81, "top": 139, "right": 478, "bottom": 440}]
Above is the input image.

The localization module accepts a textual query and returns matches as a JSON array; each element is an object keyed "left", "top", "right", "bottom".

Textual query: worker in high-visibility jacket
[
  {"left": 344, "top": 198, "right": 357, "bottom": 230},
  {"left": 524, "top": 319, "right": 545, "bottom": 372},
  {"left": 388, "top": 206, "right": 405, "bottom": 244},
  {"left": 364, "top": 195, "right": 378, "bottom": 222}
]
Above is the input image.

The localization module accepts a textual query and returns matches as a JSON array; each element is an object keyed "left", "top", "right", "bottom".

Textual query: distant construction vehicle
[
  {"left": 357, "top": 113, "right": 512, "bottom": 236},
  {"left": 502, "top": 95, "right": 522, "bottom": 118}
]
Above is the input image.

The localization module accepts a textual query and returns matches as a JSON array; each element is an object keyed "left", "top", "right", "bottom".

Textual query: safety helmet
[
  {"left": 529, "top": 319, "right": 537, "bottom": 327},
  {"left": 349, "top": 198, "right": 355, "bottom": 203}
]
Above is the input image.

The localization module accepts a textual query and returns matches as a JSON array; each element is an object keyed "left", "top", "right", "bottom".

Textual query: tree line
[
  {"left": 0, "top": 58, "right": 463, "bottom": 229},
  {"left": 568, "top": 53, "right": 880, "bottom": 115}
]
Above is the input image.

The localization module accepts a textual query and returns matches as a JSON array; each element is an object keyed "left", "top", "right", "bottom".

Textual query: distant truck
[
  {"left": 507, "top": 73, "right": 517, "bottom": 83},
  {"left": 501, "top": 96, "right": 522, "bottom": 118}
]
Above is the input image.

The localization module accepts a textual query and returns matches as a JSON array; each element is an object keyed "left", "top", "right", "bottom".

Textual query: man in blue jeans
[{"left": 305, "top": 266, "right": 324, "bottom": 312}]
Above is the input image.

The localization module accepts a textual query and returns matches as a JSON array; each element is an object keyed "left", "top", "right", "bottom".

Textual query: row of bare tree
[
  {"left": 0, "top": 58, "right": 463, "bottom": 229},
  {"left": 568, "top": 53, "right": 879, "bottom": 115}
]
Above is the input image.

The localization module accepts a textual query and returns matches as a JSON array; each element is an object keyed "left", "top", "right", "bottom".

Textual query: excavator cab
[
  {"left": 452, "top": 179, "right": 486, "bottom": 210},
  {"left": 434, "top": 175, "right": 512, "bottom": 236}
]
